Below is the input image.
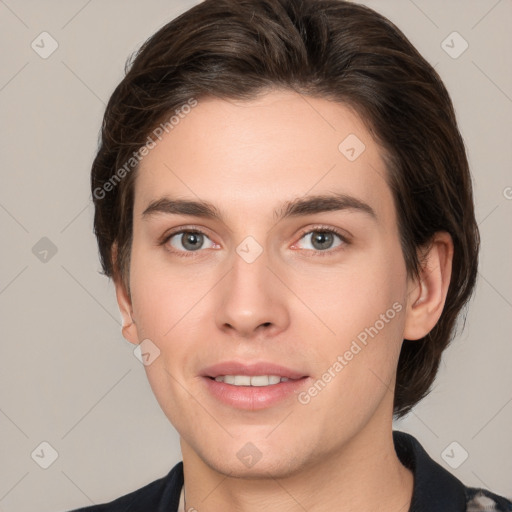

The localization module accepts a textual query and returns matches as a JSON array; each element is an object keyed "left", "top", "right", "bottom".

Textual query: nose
[{"left": 215, "top": 242, "right": 290, "bottom": 339}]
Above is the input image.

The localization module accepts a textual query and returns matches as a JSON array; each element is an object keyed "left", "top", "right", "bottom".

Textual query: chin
[{"left": 198, "top": 443, "right": 310, "bottom": 480}]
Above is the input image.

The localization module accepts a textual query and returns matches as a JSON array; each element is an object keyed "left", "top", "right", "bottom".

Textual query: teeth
[
  {"left": 213, "top": 375, "right": 290, "bottom": 386},
  {"left": 234, "top": 375, "right": 251, "bottom": 386}
]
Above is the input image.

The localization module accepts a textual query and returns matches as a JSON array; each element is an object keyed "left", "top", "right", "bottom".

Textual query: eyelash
[{"left": 158, "top": 225, "right": 350, "bottom": 258}]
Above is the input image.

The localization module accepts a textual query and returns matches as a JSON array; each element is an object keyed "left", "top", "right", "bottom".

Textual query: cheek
[
  {"left": 300, "top": 246, "right": 408, "bottom": 400},
  {"left": 128, "top": 255, "right": 205, "bottom": 425},
  {"left": 129, "top": 243, "right": 208, "bottom": 336},
  {"left": 295, "top": 248, "right": 407, "bottom": 343},
  {"left": 128, "top": 246, "right": 214, "bottom": 386}
]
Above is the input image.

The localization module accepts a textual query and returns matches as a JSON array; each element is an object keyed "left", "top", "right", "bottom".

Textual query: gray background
[{"left": 0, "top": 1, "right": 511, "bottom": 510}]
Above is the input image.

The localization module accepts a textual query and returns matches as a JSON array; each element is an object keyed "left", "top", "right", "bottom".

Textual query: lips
[
  {"left": 200, "top": 361, "right": 310, "bottom": 410},
  {"left": 201, "top": 361, "right": 307, "bottom": 380}
]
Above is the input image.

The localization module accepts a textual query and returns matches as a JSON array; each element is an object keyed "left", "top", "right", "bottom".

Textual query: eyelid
[
  {"left": 158, "top": 225, "right": 216, "bottom": 254},
  {"left": 159, "top": 224, "right": 212, "bottom": 241},
  {"left": 290, "top": 224, "right": 351, "bottom": 255}
]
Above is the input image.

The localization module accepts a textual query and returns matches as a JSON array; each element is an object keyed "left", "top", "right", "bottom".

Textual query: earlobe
[
  {"left": 403, "top": 232, "right": 454, "bottom": 341},
  {"left": 112, "top": 243, "right": 139, "bottom": 346},
  {"left": 115, "top": 277, "right": 139, "bottom": 345}
]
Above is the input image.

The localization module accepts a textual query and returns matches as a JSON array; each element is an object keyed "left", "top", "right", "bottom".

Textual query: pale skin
[{"left": 113, "top": 89, "right": 453, "bottom": 512}]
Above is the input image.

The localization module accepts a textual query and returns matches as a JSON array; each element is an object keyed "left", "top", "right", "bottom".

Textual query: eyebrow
[{"left": 141, "top": 192, "right": 377, "bottom": 223}]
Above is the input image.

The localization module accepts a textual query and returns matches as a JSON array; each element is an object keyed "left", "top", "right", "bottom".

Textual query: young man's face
[{"left": 117, "top": 90, "right": 419, "bottom": 477}]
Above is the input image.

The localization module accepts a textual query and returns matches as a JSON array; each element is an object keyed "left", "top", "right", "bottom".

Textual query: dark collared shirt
[{"left": 67, "top": 431, "right": 511, "bottom": 511}]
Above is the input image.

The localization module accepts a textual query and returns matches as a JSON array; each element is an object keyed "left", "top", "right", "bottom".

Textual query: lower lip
[{"left": 202, "top": 377, "right": 309, "bottom": 410}]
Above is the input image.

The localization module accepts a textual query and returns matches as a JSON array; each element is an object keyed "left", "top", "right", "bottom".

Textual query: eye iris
[
  {"left": 182, "top": 232, "right": 203, "bottom": 251},
  {"left": 311, "top": 231, "right": 334, "bottom": 250}
]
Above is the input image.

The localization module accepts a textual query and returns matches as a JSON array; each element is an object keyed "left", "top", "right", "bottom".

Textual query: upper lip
[{"left": 201, "top": 361, "right": 307, "bottom": 380}]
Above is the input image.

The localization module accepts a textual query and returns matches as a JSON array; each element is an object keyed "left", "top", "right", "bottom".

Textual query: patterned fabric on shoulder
[{"left": 466, "top": 488, "right": 512, "bottom": 512}]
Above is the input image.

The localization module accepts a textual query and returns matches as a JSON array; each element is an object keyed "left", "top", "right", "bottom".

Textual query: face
[{"left": 118, "top": 90, "right": 416, "bottom": 478}]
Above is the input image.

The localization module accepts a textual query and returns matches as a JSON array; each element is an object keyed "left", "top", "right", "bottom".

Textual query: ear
[
  {"left": 403, "top": 232, "right": 454, "bottom": 340},
  {"left": 112, "top": 243, "right": 139, "bottom": 345}
]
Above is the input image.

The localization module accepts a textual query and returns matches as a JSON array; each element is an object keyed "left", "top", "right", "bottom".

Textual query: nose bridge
[
  {"left": 229, "top": 234, "right": 273, "bottom": 307},
  {"left": 215, "top": 233, "right": 288, "bottom": 336}
]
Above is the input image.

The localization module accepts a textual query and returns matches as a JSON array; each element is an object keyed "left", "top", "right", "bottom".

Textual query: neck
[{"left": 180, "top": 422, "right": 413, "bottom": 512}]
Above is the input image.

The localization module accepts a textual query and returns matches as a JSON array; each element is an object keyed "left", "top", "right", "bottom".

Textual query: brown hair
[{"left": 91, "top": 0, "right": 479, "bottom": 417}]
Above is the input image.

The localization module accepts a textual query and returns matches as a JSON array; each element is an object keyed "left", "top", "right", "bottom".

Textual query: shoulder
[
  {"left": 393, "top": 431, "right": 512, "bottom": 512},
  {"left": 64, "top": 461, "right": 183, "bottom": 512},
  {"left": 466, "top": 487, "right": 512, "bottom": 512}
]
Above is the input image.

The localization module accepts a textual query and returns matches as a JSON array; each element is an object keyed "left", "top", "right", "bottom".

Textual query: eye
[
  {"left": 294, "top": 227, "right": 347, "bottom": 253},
  {"left": 164, "top": 229, "right": 216, "bottom": 253}
]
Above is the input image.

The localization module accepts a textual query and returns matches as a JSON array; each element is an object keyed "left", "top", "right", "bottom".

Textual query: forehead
[{"left": 133, "top": 90, "right": 394, "bottom": 226}]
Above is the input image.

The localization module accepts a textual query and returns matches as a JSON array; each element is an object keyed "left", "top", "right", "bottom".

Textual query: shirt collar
[{"left": 393, "top": 430, "right": 467, "bottom": 511}]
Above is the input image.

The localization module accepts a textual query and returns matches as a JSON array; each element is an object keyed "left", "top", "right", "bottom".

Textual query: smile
[{"left": 212, "top": 375, "right": 292, "bottom": 386}]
